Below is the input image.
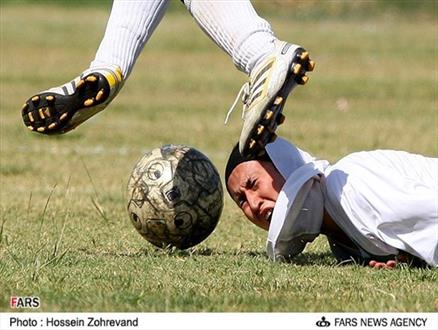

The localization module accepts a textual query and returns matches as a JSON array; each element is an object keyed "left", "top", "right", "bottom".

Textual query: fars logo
[{"left": 10, "top": 296, "right": 40, "bottom": 309}]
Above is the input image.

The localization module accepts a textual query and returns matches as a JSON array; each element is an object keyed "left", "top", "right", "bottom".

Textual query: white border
[{"left": 0, "top": 312, "right": 437, "bottom": 330}]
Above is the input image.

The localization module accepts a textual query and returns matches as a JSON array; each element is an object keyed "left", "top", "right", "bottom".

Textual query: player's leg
[
  {"left": 183, "top": 0, "right": 314, "bottom": 156},
  {"left": 22, "top": 0, "right": 169, "bottom": 135}
]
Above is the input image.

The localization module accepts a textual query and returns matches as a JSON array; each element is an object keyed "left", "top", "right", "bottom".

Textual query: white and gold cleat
[
  {"left": 22, "top": 65, "right": 124, "bottom": 134},
  {"left": 225, "top": 40, "right": 315, "bottom": 157}
]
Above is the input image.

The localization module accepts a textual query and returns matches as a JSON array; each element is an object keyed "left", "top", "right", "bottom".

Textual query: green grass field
[{"left": 1, "top": 1, "right": 437, "bottom": 312}]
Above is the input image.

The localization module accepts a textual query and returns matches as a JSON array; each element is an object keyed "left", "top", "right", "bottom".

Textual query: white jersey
[
  {"left": 324, "top": 150, "right": 438, "bottom": 266},
  {"left": 265, "top": 138, "right": 438, "bottom": 266}
]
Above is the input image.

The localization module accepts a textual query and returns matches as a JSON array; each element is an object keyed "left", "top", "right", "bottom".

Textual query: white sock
[
  {"left": 183, "top": 0, "right": 277, "bottom": 75},
  {"left": 90, "top": 0, "right": 170, "bottom": 79}
]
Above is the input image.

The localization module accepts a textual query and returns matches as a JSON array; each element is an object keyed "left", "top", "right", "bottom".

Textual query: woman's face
[{"left": 227, "top": 160, "right": 285, "bottom": 230}]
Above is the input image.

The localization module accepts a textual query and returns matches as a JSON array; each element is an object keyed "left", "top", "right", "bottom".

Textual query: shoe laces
[{"left": 224, "top": 82, "right": 250, "bottom": 124}]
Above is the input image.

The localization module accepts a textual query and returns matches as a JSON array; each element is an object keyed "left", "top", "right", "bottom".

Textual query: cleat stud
[
  {"left": 264, "top": 110, "right": 274, "bottom": 120},
  {"left": 37, "top": 127, "right": 45, "bottom": 132},
  {"left": 300, "top": 51, "right": 309, "bottom": 61},
  {"left": 256, "top": 125, "right": 265, "bottom": 135},
  {"left": 293, "top": 63, "right": 302, "bottom": 75},
  {"left": 273, "top": 96, "right": 283, "bottom": 106},
  {"left": 60, "top": 113, "right": 68, "bottom": 121},
  {"left": 84, "top": 99, "right": 94, "bottom": 107},
  {"left": 299, "top": 75, "right": 309, "bottom": 85},
  {"left": 307, "top": 60, "right": 316, "bottom": 71},
  {"left": 277, "top": 113, "right": 286, "bottom": 125},
  {"left": 76, "top": 79, "right": 85, "bottom": 89},
  {"left": 249, "top": 139, "right": 256, "bottom": 149},
  {"left": 46, "top": 95, "right": 55, "bottom": 102},
  {"left": 48, "top": 123, "right": 57, "bottom": 130},
  {"left": 28, "top": 112, "right": 35, "bottom": 123},
  {"left": 85, "top": 75, "right": 97, "bottom": 83},
  {"left": 27, "top": 126, "right": 34, "bottom": 131},
  {"left": 22, "top": 103, "right": 29, "bottom": 112},
  {"left": 38, "top": 108, "right": 46, "bottom": 119},
  {"left": 44, "top": 107, "right": 51, "bottom": 117},
  {"left": 95, "top": 89, "right": 105, "bottom": 101},
  {"left": 31, "top": 95, "right": 40, "bottom": 103}
]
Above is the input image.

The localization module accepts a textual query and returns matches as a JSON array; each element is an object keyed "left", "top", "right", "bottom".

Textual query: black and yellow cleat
[
  {"left": 22, "top": 65, "right": 123, "bottom": 135},
  {"left": 226, "top": 41, "right": 315, "bottom": 157},
  {"left": 244, "top": 45, "right": 315, "bottom": 157}
]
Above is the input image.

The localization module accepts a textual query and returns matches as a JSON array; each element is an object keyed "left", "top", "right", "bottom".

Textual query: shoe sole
[
  {"left": 242, "top": 48, "right": 315, "bottom": 157},
  {"left": 22, "top": 72, "right": 110, "bottom": 134}
]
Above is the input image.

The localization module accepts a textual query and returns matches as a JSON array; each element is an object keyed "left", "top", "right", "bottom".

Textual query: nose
[{"left": 247, "top": 191, "right": 262, "bottom": 218}]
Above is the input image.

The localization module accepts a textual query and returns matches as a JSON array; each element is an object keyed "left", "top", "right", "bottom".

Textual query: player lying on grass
[
  {"left": 225, "top": 137, "right": 438, "bottom": 268},
  {"left": 20, "top": 0, "right": 314, "bottom": 157}
]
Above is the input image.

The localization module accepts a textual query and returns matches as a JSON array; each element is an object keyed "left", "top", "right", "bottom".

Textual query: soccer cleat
[
  {"left": 225, "top": 40, "right": 315, "bottom": 156},
  {"left": 21, "top": 65, "right": 124, "bottom": 134}
]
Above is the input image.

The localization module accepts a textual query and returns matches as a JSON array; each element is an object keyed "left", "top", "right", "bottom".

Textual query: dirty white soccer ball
[{"left": 127, "top": 144, "right": 224, "bottom": 249}]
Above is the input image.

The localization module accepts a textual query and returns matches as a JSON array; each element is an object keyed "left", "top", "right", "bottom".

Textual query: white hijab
[{"left": 265, "top": 137, "right": 328, "bottom": 261}]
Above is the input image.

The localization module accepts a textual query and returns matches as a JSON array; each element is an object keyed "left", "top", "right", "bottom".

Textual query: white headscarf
[{"left": 265, "top": 137, "right": 329, "bottom": 261}]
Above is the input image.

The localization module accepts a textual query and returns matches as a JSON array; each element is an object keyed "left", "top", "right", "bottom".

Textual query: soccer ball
[{"left": 127, "top": 144, "right": 224, "bottom": 249}]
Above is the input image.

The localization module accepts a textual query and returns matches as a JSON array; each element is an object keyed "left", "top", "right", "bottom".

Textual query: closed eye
[
  {"left": 237, "top": 194, "right": 246, "bottom": 208},
  {"left": 246, "top": 178, "right": 256, "bottom": 190},
  {"left": 234, "top": 177, "right": 256, "bottom": 208}
]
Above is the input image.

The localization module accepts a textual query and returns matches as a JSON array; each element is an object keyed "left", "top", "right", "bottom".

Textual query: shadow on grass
[
  {"left": 78, "top": 248, "right": 145, "bottom": 258},
  {"left": 78, "top": 246, "right": 263, "bottom": 258},
  {"left": 78, "top": 246, "right": 336, "bottom": 267},
  {"left": 287, "top": 251, "right": 336, "bottom": 266}
]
